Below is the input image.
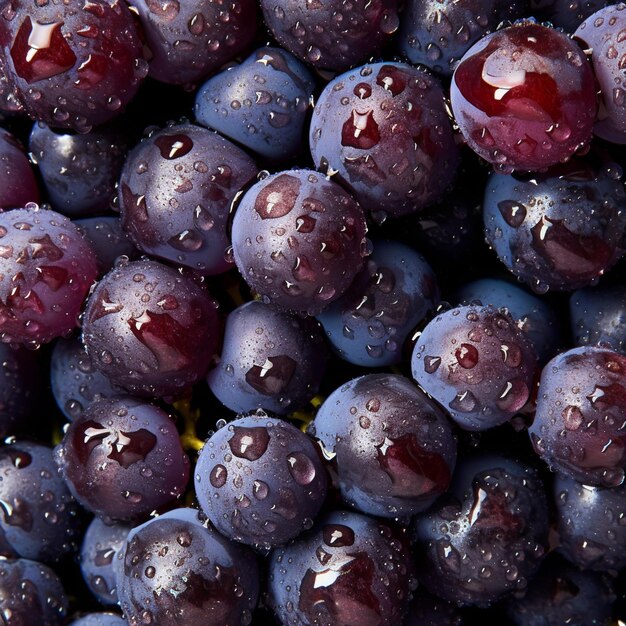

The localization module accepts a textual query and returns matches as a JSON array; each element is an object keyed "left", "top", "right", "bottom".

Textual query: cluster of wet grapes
[{"left": 1, "top": 0, "right": 626, "bottom": 624}]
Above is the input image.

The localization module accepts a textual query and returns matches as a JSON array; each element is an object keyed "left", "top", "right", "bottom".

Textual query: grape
[
  {"left": 81, "top": 258, "right": 221, "bottom": 398},
  {"left": 80, "top": 516, "right": 132, "bottom": 605},
  {"left": 28, "top": 121, "right": 128, "bottom": 218},
  {"left": 0, "top": 0, "right": 146, "bottom": 132},
  {"left": 267, "top": 509, "right": 417, "bottom": 625},
  {"left": 118, "top": 122, "right": 258, "bottom": 275},
  {"left": 207, "top": 300, "right": 328, "bottom": 415},
  {"left": 115, "top": 507, "right": 259, "bottom": 626},
  {"left": 309, "top": 61, "right": 460, "bottom": 221},
  {"left": 127, "top": 0, "right": 257, "bottom": 86},
  {"left": 69, "top": 614, "right": 128, "bottom": 626},
  {"left": 54, "top": 396, "right": 190, "bottom": 523},
  {"left": 529, "top": 345, "right": 626, "bottom": 487},
  {"left": 0, "top": 205, "right": 99, "bottom": 346},
  {"left": 0, "top": 440, "right": 82, "bottom": 563},
  {"left": 316, "top": 239, "right": 440, "bottom": 367},
  {"left": 259, "top": 0, "right": 400, "bottom": 71},
  {"left": 194, "top": 412, "right": 329, "bottom": 549},
  {"left": 311, "top": 373, "right": 457, "bottom": 518},
  {"left": 0, "top": 127, "right": 39, "bottom": 209},
  {"left": 50, "top": 334, "right": 120, "bottom": 421},
  {"left": 411, "top": 304, "right": 538, "bottom": 431},
  {"left": 412, "top": 453, "right": 550, "bottom": 606},
  {"left": 231, "top": 168, "right": 369, "bottom": 315},
  {"left": 450, "top": 21, "right": 597, "bottom": 172}
]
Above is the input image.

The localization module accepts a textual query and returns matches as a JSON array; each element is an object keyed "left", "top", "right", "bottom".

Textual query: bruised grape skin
[
  {"left": 0, "top": 128, "right": 39, "bottom": 210},
  {"left": 231, "top": 168, "right": 369, "bottom": 315},
  {"left": 206, "top": 300, "right": 328, "bottom": 416},
  {"left": 554, "top": 473, "right": 626, "bottom": 572},
  {"left": 115, "top": 508, "right": 260, "bottom": 626},
  {"left": 0, "top": 206, "right": 99, "bottom": 347},
  {"left": 81, "top": 258, "right": 221, "bottom": 398},
  {"left": 119, "top": 122, "right": 257, "bottom": 275},
  {"left": 260, "top": 0, "right": 400, "bottom": 72},
  {"left": 450, "top": 21, "right": 597, "bottom": 173},
  {"left": 575, "top": 4, "right": 626, "bottom": 144},
  {"left": 0, "top": 557, "right": 68, "bottom": 625},
  {"left": 311, "top": 373, "right": 456, "bottom": 518},
  {"left": 80, "top": 517, "right": 132, "bottom": 606},
  {"left": 267, "top": 509, "right": 416, "bottom": 626},
  {"left": 309, "top": 61, "right": 460, "bottom": 221},
  {"left": 127, "top": 0, "right": 257, "bottom": 86},
  {"left": 316, "top": 239, "right": 440, "bottom": 367},
  {"left": 29, "top": 122, "right": 128, "bottom": 218},
  {"left": 194, "top": 46, "right": 316, "bottom": 161},
  {"left": 0, "top": 440, "right": 82, "bottom": 563},
  {"left": 411, "top": 304, "right": 538, "bottom": 431},
  {"left": 503, "top": 553, "right": 615, "bottom": 626},
  {"left": 0, "top": 0, "right": 146, "bottom": 132},
  {"left": 412, "top": 454, "right": 550, "bottom": 606},
  {"left": 54, "top": 396, "right": 190, "bottom": 523},
  {"left": 50, "top": 334, "right": 120, "bottom": 421},
  {"left": 569, "top": 283, "right": 626, "bottom": 354},
  {"left": 194, "top": 413, "right": 328, "bottom": 549},
  {"left": 529, "top": 346, "right": 626, "bottom": 487},
  {"left": 483, "top": 157, "right": 626, "bottom": 293},
  {"left": 397, "top": 0, "right": 527, "bottom": 77}
]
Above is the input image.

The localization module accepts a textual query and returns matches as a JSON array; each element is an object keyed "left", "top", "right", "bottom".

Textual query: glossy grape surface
[{"left": 451, "top": 21, "right": 597, "bottom": 172}]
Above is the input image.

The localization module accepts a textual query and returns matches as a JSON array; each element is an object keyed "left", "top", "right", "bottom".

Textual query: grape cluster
[{"left": 1, "top": 1, "right": 626, "bottom": 625}]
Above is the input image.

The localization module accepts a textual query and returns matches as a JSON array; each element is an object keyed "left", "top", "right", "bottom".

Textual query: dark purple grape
[
  {"left": 309, "top": 61, "right": 460, "bottom": 221},
  {"left": 0, "top": 440, "right": 82, "bottom": 563},
  {"left": 457, "top": 277, "right": 563, "bottom": 364},
  {"left": 311, "top": 373, "right": 456, "bottom": 518},
  {"left": 118, "top": 122, "right": 258, "bottom": 275},
  {"left": 50, "top": 334, "right": 120, "bottom": 421},
  {"left": 194, "top": 412, "right": 329, "bottom": 549},
  {"left": 206, "top": 300, "right": 328, "bottom": 415},
  {"left": 74, "top": 216, "right": 139, "bottom": 277},
  {"left": 80, "top": 516, "right": 132, "bottom": 606},
  {"left": 127, "top": 0, "right": 257, "bottom": 86},
  {"left": 81, "top": 258, "right": 221, "bottom": 398},
  {"left": 116, "top": 507, "right": 259, "bottom": 626},
  {"left": 575, "top": 4, "right": 626, "bottom": 143},
  {"left": 411, "top": 304, "right": 538, "bottom": 431},
  {"left": 260, "top": 0, "right": 399, "bottom": 71},
  {"left": 554, "top": 473, "right": 626, "bottom": 571},
  {"left": 570, "top": 282, "right": 626, "bottom": 354},
  {"left": 450, "top": 21, "right": 597, "bottom": 172},
  {"left": 503, "top": 553, "right": 615, "bottom": 626},
  {"left": 29, "top": 122, "right": 128, "bottom": 217},
  {"left": 483, "top": 158, "right": 626, "bottom": 293},
  {"left": 412, "top": 453, "right": 550, "bottom": 606},
  {"left": 231, "top": 168, "right": 369, "bottom": 315},
  {"left": 69, "top": 614, "right": 128, "bottom": 626},
  {"left": 529, "top": 345, "right": 626, "bottom": 487},
  {"left": 0, "top": 127, "right": 39, "bottom": 210},
  {"left": 397, "top": 0, "right": 528, "bottom": 77},
  {"left": 0, "top": 0, "right": 147, "bottom": 132},
  {"left": 316, "top": 239, "right": 440, "bottom": 367},
  {"left": 194, "top": 46, "right": 316, "bottom": 161},
  {"left": 54, "top": 396, "right": 190, "bottom": 523},
  {"left": 0, "top": 205, "right": 99, "bottom": 347},
  {"left": 0, "top": 557, "right": 68, "bottom": 625},
  {"left": 531, "top": 0, "right": 610, "bottom": 32},
  {"left": 267, "top": 509, "right": 417, "bottom": 626},
  {"left": 0, "top": 342, "right": 40, "bottom": 438}
]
